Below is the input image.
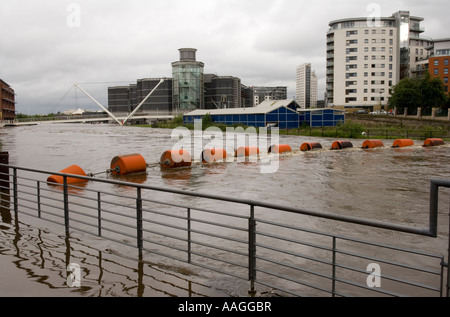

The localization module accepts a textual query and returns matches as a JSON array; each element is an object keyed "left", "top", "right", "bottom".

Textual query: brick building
[
  {"left": 428, "top": 38, "right": 450, "bottom": 95},
  {"left": 0, "top": 79, "right": 16, "bottom": 121}
]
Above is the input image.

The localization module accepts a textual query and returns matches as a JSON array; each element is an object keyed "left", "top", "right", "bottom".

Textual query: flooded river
[{"left": 0, "top": 123, "right": 449, "bottom": 297}]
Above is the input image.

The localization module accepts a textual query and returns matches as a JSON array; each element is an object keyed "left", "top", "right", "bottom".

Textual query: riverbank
[{"left": 138, "top": 113, "right": 450, "bottom": 141}]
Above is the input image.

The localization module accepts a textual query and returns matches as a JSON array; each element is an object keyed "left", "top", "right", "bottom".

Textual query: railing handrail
[{"left": 1, "top": 163, "right": 438, "bottom": 238}]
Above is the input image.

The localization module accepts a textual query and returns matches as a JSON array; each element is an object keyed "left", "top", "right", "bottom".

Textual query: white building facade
[
  {"left": 326, "top": 11, "right": 432, "bottom": 109},
  {"left": 296, "top": 63, "right": 318, "bottom": 109}
]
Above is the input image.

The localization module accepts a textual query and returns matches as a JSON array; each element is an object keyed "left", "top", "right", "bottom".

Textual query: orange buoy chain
[{"left": 46, "top": 139, "right": 447, "bottom": 183}]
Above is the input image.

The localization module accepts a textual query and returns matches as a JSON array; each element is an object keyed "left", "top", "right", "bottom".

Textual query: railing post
[
  {"left": 97, "top": 192, "right": 102, "bottom": 237},
  {"left": 136, "top": 187, "right": 143, "bottom": 258},
  {"left": 332, "top": 237, "right": 337, "bottom": 297},
  {"left": 37, "top": 181, "right": 41, "bottom": 218},
  {"left": 63, "top": 176, "right": 69, "bottom": 236},
  {"left": 13, "top": 167, "right": 18, "bottom": 218},
  {"left": 429, "top": 181, "right": 439, "bottom": 238},
  {"left": 187, "top": 208, "right": 191, "bottom": 263},
  {"left": 248, "top": 204, "right": 257, "bottom": 296}
]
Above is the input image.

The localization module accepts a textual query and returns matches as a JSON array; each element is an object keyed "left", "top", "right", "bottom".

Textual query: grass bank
[{"left": 137, "top": 114, "right": 450, "bottom": 141}]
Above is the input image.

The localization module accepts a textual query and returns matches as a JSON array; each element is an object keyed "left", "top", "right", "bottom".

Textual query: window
[
  {"left": 445, "top": 59, "right": 449, "bottom": 66},
  {"left": 434, "top": 60, "right": 439, "bottom": 66},
  {"left": 445, "top": 68, "right": 449, "bottom": 75},
  {"left": 444, "top": 77, "right": 448, "bottom": 84},
  {"left": 434, "top": 69, "right": 439, "bottom": 75}
]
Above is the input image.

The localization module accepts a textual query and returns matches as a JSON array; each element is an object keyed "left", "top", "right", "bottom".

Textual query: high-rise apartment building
[
  {"left": 326, "top": 11, "right": 432, "bottom": 109},
  {"left": 296, "top": 63, "right": 318, "bottom": 109},
  {"left": 0, "top": 79, "right": 16, "bottom": 121}
]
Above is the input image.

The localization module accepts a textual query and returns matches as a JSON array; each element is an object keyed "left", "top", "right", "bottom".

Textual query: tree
[
  {"left": 388, "top": 77, "right": 420, "bottom": 114},
  {"left": 420, "top": 74, "right": 448, "bottom": 114},
  {"left": 389, "top": 75, "right": 448, "bottom": 115}
]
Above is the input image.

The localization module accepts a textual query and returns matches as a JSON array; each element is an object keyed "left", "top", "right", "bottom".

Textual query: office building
[
  {"left": 253, "top": 86, "right": 287, "bottom": 106},
  {"left": 296, "top": 63, "right": 318, "bottom": 109},
  {"left": 0, "top": 79, "right": 16, "bottom": 121},
  {"left": 108, "top": 78, "right": 172, "bottom": 113},
  {"left": 172, "top": 48, "right": 204, "bottom": 110},
  {"left": 107, "top": 48, "right": 260, "bottom": 113},
  {"left": 326, "top": 11, "right": 432, "bottom": 109}
]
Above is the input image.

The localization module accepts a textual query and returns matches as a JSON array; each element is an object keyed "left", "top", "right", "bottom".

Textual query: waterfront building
[
  {"left": 203, "top": 75, "right": 254, "bottom": 110},
  {"left": 428, "top": 38, "right": 450, "bottom": 95},
  {"left": 108, "top": 85, "right": 132, "bottom": 113},
  {"left": 172, "top": 48, "right": 204, "bottom": 110},
  {"left": 136, "top": 78, "right": 173, "bottom": 112},
  {"left": 204, "top": 75, "right": 241, "bottom": 109},
  {"left": 326, "top": 11, "right": 432, "bottom": 110},
  {"left": 296, "top": 63, "right": 318, "bottom": 109},
  {"left": 183, "top": 99, "right": 345, "bottom": 128},
  {"left": 107, "top": 48, "right": 271, "bottom": 113},
  {"left": 253, "top": 86, "right": 287, "bottom": 106},
  {"left": 108, "top": 78, "right": 172, "bottom": 113},
  {"left": 184, "top": 99, "right": 300, "bottom": 129},
  {"left": 0, "top": 79, "right": 16, "bottom": 121}
]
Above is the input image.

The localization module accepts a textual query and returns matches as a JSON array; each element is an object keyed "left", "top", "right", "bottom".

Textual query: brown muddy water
[{"left": 0, "top": 123, "right": 449, "bottom": 297}]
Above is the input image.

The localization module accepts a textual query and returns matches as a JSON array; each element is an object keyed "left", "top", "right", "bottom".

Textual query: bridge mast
[
  {"left": 74, "top": 83, "right": 123, "bottom": 126},
  {"left": 122, "top": 79, "right": 165, "bottom": 125}
]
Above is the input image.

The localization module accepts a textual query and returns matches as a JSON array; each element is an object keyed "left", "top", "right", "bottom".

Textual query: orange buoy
[
  {"left": 235, "top": 146, "right": 260, "bottom": 157},
  {"left": 47, "top": 165, "right": 87, "bottom": 185},
  {"left": 268, "top": 144, "right": 292, "bottom": 154},
  {"left": 111, "top": 153, "right": 147, "bottom": 175},
  {"left": 201, "top": 148, "right": 227, "bottom": 163},
  {"left": 423, "top": 138, "right": 445, "bottom": 147},
  {"left": 392, "top": 139, "right": 414, "bottom": 148},
  {"left": 160, "top": 150, "right": 192, "bottom": 168},
  {"left": 330, "top": 141, "right": 353, "bottom": 150},
  {"left": 300, "top": 142, "right": 323, "bottom": 151},
  {"left": 362, "top": 140, "right": 384, "bottom": 149}
]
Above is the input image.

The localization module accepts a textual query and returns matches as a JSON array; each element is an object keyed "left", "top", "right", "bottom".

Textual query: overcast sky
[{"left": 1, "top": 0, "right": 448, "bottom": 115}]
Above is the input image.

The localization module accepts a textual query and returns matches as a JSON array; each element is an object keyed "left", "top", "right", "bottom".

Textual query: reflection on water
[
  {"left": 1, "top": 124, "right": 450, "bottom": 296},
  {"left": 0, "top": 217, "right": 230, "bottom": 297}
]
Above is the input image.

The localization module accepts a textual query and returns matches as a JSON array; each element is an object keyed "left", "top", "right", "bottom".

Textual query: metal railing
[{"left": 0, "top": 163, "right": 448, "bottom": 297}]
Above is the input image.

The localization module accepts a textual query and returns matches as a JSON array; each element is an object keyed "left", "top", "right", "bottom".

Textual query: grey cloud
[{"left": 1, "top": 0, "right": 448, "bottom": 114}]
